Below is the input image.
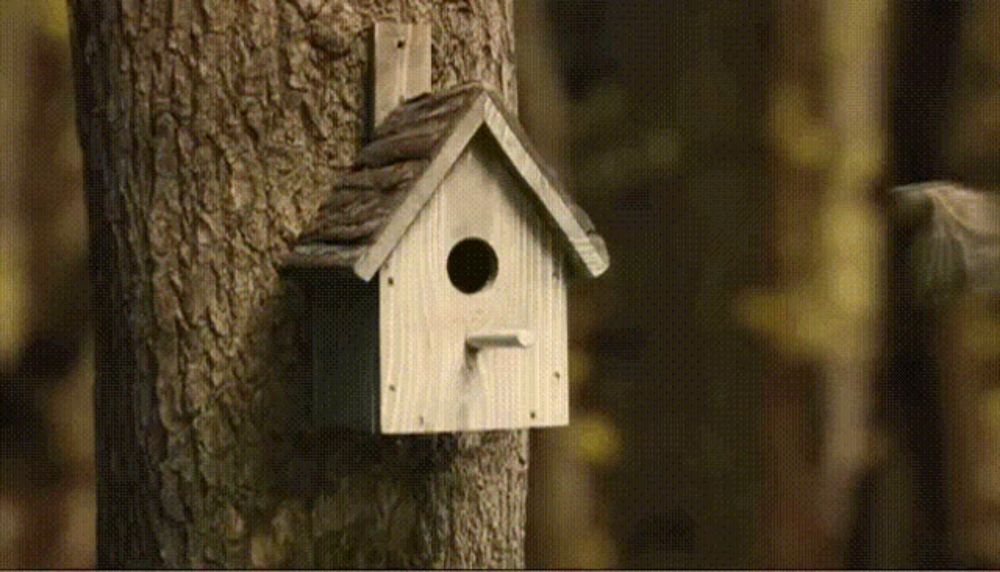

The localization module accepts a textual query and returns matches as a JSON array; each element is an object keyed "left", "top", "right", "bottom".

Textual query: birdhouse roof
[{"left": 281, "top": 83, "right": 609, "bottom": 281}]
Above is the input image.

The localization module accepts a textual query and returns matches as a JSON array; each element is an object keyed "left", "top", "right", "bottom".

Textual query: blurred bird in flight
[{"left": 892, "top": 182, "right": 1000, "bottom": 308}]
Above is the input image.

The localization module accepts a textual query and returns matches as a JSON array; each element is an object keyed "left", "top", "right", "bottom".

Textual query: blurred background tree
[
  {"left": 1, "top": 0, "right": 94, "bottom": 567},
  {"left": 543, "top": 2, "right": 767, "bottom": 567},
  {"left": 1, "top": 0, "right": 997, "bottom": 568}
]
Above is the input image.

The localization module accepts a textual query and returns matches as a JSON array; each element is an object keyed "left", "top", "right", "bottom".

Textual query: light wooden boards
[
  {"left": 378, "top": 134, "right": 569, "bottom": 433},
  {"left": 371, "top": 22, "right": 432, "bottom": 129},
  {"left": 352, "top": 91, "right": 610, "bottom": 281}
]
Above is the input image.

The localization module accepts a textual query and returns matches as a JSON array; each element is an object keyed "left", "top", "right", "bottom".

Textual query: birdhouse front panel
[{"left": 378, "top": 132, "right": 569, "bottom": 433}]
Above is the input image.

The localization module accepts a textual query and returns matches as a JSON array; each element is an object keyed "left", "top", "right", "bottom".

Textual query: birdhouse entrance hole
[{"left": 447, "top": 238, "right": 498, "bottom": 294}]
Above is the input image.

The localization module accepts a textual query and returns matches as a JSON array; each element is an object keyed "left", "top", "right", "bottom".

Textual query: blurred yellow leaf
[
  {"left": 47, "top": 336, "right": 95, "bottom": 469},
  {"left": 0, "top": 253, "right": 26, "bottom": 368},
  {"left": 984, "top": 390, "right": 1000, "bottom": 434},
  {"left": 962, "top": 309, "right": 1000, "bottom": 359},
  {"left": 0, "top": 495, "right": 23, "bottom": 568},
  {"left": 574, "top": 413, "right": 622, "bottom": 468},
  {"left": 39, "top": 0, "right": 69, "bottom": 41},
  {"left": 574, "top": 528, "right": 618, "bottom": 569},
  {"left": 734, "top": 289, "right": 823, "bottom": 359},
  {"left": 769, "top": 83, "right": 834, "bottom": 170}
]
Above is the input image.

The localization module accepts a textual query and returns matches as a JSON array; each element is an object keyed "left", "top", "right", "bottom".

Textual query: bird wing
[
  {"left": 923, "top": 184, "right": 1000, "bottom": 293},
  {"left": 892, "top": 182, "right": 1000, "bottom": 308}
]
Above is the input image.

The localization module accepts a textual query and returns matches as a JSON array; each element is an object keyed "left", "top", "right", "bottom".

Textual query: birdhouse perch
[{"left": 281, "top": 22, "right": 609, "bottom": 434}]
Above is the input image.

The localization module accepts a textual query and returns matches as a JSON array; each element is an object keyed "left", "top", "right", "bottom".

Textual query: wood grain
[
  {"left": 379, "top": 133, "right": 569, "bottom": 433},
  {"left": 371, "top": 22, "right": 431, "bottom": 129},
  {"left": 481, "top": 95, "right": 609, "bottom": 277},
  {"left": 285, "top": 84, "right": 610, "bottom": 284},
  {"left": 466, "top": 329, "right": 535, "bottom": 349},
  {"left": 352, "top": 90, "right": 609, "bottom": 280},
  {"left": 353, "top": 94, "right": 487, "bottom": 280}
]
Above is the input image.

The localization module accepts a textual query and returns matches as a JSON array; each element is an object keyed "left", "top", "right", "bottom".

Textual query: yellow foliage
[
  {"left": 574, "top": 413, "right": 622, "bottom": 468},
  {"left": 819, "top": 200, "right": 884, "bottom": 362},
  {"left": 983, "top": 389, "right": 1000, "bottom": 436},
  {"left": 39, "top": 0, "right": 69, "bottom": 41},
  {"left": 0, "top": 243, "right": 26, "bottom": 368},
  {"left": 734, "top": 199, "right": 884, "bottom": 364},
  {"left": 768, "top": 83, "right": 834, "bottom": 170},
  {"left": 960, "top": 305, "right": 1000, "bottom": 359},
  {"left": 47, "top": 336, "right": 95, "bottom": 468},
  {"left": 574, "top": 528, "right": 618, "bottom": 569},
  {"left": 735, "top": 288, "right": 833, "bottom": 359},
  {"left": 749, "top": 3, "right": 886, "bottom": 364}
]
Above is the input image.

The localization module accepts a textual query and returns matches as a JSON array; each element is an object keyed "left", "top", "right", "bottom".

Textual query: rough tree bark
[{"left": 67, "top": 1, "right": 524, "bottom": 568}]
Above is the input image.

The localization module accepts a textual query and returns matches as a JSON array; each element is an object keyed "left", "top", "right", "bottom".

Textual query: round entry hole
[{"left": 447, "top": 238, "right": 498, "bottom": 294}]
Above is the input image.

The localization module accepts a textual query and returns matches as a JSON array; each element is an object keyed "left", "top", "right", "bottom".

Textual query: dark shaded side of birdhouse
[{"left": 303, "top": 269, "right": 380, "bottom": 432}]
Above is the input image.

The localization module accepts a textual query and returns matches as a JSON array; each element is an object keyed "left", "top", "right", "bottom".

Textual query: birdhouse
[{"left": 281, "top": 25, "right": 608, "bottom": 434}]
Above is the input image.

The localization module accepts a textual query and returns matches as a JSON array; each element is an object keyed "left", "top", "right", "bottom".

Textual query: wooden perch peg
[{"left": 466, "top": 329, "right": 535, "bottom": 350}]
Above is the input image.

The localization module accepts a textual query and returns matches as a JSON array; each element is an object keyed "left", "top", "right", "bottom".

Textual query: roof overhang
[{"left": 352, "top": 92, "right": 610, "bottom": 281}]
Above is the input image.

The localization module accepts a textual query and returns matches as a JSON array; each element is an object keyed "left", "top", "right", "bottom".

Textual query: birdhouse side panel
[
  {"left": 378, "top": 133, "right": 569, "bottom": 433},
  {"left": 310, "top": 271, "right": 380, "bottom": 432}
]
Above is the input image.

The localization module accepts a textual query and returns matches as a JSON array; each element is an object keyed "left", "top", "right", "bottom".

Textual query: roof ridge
[
  {"left": 373, "top": 82, "right": 485, "bottom": 137},
  {"left": 284, "top": 83, "right": 609, "bottom": 280}
]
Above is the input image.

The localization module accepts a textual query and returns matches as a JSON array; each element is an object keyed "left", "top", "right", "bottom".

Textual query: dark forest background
[{"left": 2, "top": 0, "right": 999, "bottom": 568}]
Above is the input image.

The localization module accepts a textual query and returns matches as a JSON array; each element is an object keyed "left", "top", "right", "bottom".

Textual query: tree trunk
[
  {"left": 517, "top": 2, "right": 615, "bottom": 568},
  {"left": 67, "top": 1, "right": 524, "bottom": 568},
  {"left": 547, "top": 2, "right": 767, "bottom": 567},
  {"left": 754, "top": 0, "right": 887, "bottom": 566},
  {"left": 885, "top": 2, "right": 964, "bottom": 567},
  {"left": 937, "top": 5, "right": 1000, "bottom": 566}
]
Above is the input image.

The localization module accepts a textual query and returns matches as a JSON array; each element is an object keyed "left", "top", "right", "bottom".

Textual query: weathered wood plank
[
  {"left": 481, "top": 95, "right": 609, "bottom": 277},
  {"left": 371, "top": 22, "right": 431, "bottom": 129},
  {"left": 351, "top": 94, "right": 487, "bottom": 279},
  {"left": 467, "top": 329, "right": 536, "bottom": 349},
  {"left": 287, "top": 83, "right": 609, "bottom": 283},
  {"left": 379, "top": 136, "right": 569, "bottom": 433}
]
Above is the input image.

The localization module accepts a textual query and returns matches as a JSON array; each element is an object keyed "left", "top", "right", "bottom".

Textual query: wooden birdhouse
[{"left": 281, "top": 24, "right": 608, "bottom": 434}]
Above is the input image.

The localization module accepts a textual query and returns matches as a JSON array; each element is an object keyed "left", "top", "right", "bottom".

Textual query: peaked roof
[{"left": 282, "top": 83, "right": 609, "bottom": 281}]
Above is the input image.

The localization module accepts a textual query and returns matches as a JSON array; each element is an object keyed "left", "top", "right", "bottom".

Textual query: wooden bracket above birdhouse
[{"left": 280, "top": 21, "right": 609, "bottom": 434}]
